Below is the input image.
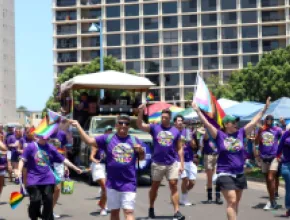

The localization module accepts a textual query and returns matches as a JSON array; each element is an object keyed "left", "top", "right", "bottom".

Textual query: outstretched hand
[
  {"left": 265, "top": 97, "right": 271, "bottom": 109},
  {"left": 191, "top": 101, "right": 199, "bottom": 111}
]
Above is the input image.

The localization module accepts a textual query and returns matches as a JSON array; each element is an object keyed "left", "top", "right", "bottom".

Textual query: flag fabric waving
[
  {"left": 193, "top": 74, "right": 226, "bottom": 128},
  {"left": 33, "top": 116, "right": 59, "bottom": 139}
]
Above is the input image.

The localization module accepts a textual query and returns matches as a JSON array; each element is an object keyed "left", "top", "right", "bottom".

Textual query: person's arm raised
[
  {"left": 69, "top": 120, "right": 96, "bottom": 146},
  {"left": 136, "top": 104, "right": 151, "bottom": 133},
  {"left": 244, "top": 97, "right": 271, "bottom": 135},
  {"left": 192, "top": 101, "right": 218, "bottom": 139}
]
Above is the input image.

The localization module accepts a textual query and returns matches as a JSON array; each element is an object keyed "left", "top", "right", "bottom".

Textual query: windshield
[{"left": 91, "top": 117, "right": 146, "bottom": 134}]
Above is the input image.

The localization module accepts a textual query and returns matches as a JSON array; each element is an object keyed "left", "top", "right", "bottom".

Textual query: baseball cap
[
  {"left": 222, "top": 115, "right": 240, "bottom": 124},
  {"left": 105, "top": 125, "right": 113, "bottom": 131}
]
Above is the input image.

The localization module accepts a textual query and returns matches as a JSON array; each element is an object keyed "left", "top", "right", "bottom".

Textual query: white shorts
[
  {"left": 90, "top": 162, "right": 106, "bottom": 182},
  {"left": 107, "top": 188, "right": 136, "bottom": 210},
  {"left": 179, "top": 162, "right": 197, "bottom": 180},
  {"left": 7, "top": 151, "right": 11, "bottom": 160},
  {"left": 54, "top": 163, "right": 65, "bottom": 181},
  {"left": 0, "top": 170, "right": 6, "bottom": 176}
]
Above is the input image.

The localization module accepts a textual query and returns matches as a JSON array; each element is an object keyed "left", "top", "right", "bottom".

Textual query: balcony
[
  {"left": 57, "top": 24, "right": 77, "bottom": 35},
  {"left": 57, "top": 38, "right": 77, "bottom": 49},
  {"left": 56, "top": 0, "right": 76, "bottom": 7},
  {"left": 262, "top": 10, "right": 285, "bottom": 22},
  {"left": 82, "top": 50, "right": 100, "bottom": 62},
  {"left": 81, "top": 37, "right": 100, "bottom": 47},
  {"left": 81, "top": 0, "right": 101, "bottom": 5},
  {"left": 58, "top": 52, "right": 77, "bottom": 63},
  {"left": 56, "top": 11, "right": 77, "bottom": 21},
  {"left": 81, "top": 8, "right": 101, "bottom": 20}
]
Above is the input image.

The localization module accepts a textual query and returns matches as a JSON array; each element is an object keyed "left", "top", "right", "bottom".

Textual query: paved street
[{"left": 0, "top": 173, "right": 287, "bottom": 220}]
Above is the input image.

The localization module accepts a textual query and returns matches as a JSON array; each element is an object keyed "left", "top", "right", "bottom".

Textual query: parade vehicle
[{"left": 60, "top": 70, "right": 155, "bottom": 183}]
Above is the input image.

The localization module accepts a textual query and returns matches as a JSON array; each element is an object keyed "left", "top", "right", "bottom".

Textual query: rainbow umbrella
[{"left": 146, "top": 102, "right": 172, "bottom": 115}]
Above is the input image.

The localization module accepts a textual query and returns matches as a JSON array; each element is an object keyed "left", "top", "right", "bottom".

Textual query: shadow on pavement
[
  {"left": 136, "top": 216, "right": 173, "bottom": 220},
  {"left": 58, "top": 214, "right": 73, "bottom": 219},
  {"left": 90, "top": 211, "right": 111, "bottom": 216},
  {"left": 0, "top": 202, "right": 7, "bottom": 205},
  {"left": 252, "top": 203, "right": 267, "bottom": 209}
]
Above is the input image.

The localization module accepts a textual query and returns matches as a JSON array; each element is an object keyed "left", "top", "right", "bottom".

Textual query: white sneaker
[
  {"left": 100, "top": 209, "right": 108, "bottom": 216},
  {"left": 263, "top": 201, "right": 271, "bottom": 210},
  {"left": 53, "top": 213, "right": 61, "bottom": 219},
  {"left": 179, "top": 193, "right": 192, "bottom": 206}
]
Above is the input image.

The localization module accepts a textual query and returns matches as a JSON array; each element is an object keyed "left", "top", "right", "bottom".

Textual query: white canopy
[
  {"left": 61, "top": 70, "right": 155, "bottom": 93},
  {"left": 217, "top": 98, "right": 239, "bottom": 109}
]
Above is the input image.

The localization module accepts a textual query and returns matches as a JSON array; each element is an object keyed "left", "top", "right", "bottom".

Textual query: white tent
[
  {"left": 218, "top": 98, "right": 239, "bottom": 109},
  {"left": 61, "top": 70, "right": 155, "bottom": 92}
]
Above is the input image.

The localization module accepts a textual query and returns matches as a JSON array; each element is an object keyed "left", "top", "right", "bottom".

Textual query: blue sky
[{"left": 15, "top": 1, "right": 53, "bottom": 111}]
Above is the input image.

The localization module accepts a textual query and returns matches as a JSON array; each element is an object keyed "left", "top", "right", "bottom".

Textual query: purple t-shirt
[
  {"left": 94, "top": 148, "right": 106, "bottom": 164},
  {"left": 258, "top": 127, "right": 282, "bottom": 159},
  {"left": 215, "top": 128, "right": 246, "bottom": 175},
  {"left": 203, "top": 138, "right": 218, "bottom": 155},
  {"left": 277, "top": 130, "right": 290, "bottom": 163},
  {"left": 0, "top": 150, "right": 7, "bottom": 171},
  {"left": 49, "top": 130, "right": 68, "bottom": 155},
  {"left": 95, "top": 134, "right": 140, "bottom": 192},
  {"left": 21, "top": 142, "right": 65, "bottom": 186},
  {"left": 150, "top": 124, "right": 181, "bottom": 165},
  {"left": 5, "top": 134, "right": 18, "bottom": 160},
  {"left": 177, "top": 129, "right": 194, "bottom": 162}
]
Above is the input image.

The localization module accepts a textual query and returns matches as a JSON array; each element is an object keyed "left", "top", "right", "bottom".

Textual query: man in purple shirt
[
  {"left": 137, "top": 106, "right": 185, "bottom": 220},
  {"left": 71, "top": 114, "right": 145, "bottom": 220},
  {"left": 5, "top": 124, "right": 18, "bottom": 183}
]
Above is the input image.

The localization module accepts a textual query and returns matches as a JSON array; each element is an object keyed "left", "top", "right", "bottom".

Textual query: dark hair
[
  {"left": 116, "top": 114, "right": 131, "bottom": 123},
  {"left": 161, "top": 108, "right": 172, "bottom": 117},
  {"left": 81, "top": 92, "right": 88, "bottom": 97},
  {"left": 173, "top": 114, "right": 184, "bottom": 122}
]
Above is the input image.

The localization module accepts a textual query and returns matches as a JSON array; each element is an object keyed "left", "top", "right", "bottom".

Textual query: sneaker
[
  {"left": 216, "top": 198, "right": 223, "bottom": 205},
  {"left": 148, "top": 208, "right": 155, "bottom": 219},
  {"left": 275, "top": 192, "right": 280, "bottom": 199},
  {"left": 203, "top": 199, "right": 212, "bottom": 204},
  {"left": 180, "top": 201, "right": 192, "bottom": 206},
  {"left": 53, "top": 213, "right": 61, "bottom": 219},
  {"left": 100, "top": 209, "right": 108, "bottom": 216},
  {"left": 263, "top": 201, "right": 271, "bottom": 210},
  {"left": 270, "top": 201, "right": 279, "bottom": 210},
  {"left": 173, "top": 211, "right": 185, "bottom": 220}
]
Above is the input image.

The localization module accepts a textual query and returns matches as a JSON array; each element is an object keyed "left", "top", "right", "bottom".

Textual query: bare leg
[
  {"left": 111, "top": 209, "right": 120, "bottom": 220},
  {"left": 169, "top": 179, "right": 179, "bottom": 213},
  {"left": 235, "top": 190, "right": 243, "bottom": 215},
  {"left": 0, "top": 176, "right": 4, "bottom": 196},
  {"left": 187, "top": 180, "right": 195, "bottom": 191},
  {"left": 97, "top": 178, "right": 107, "bottom": 209},
  {"left": 53, "top": 184, "right": 61, "bottom": 208},
  {"left": 268, "top": 171, "right": 277, "bottom": 203},
  {"left": 181, "top": 178, "right": 188, "bottom": 194},
  {"left": 123, "top": 209, "right": 135, "bottom": 220},
  {"left": 149, "top": 181, "right": 161, "bottom": 208},
  {"left": 222, "top": 190, "right": 238, "bottom": 220}
]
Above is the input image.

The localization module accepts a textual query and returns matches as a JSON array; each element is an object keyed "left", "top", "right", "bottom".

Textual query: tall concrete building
[
  {"left": 53, "top": 0, "right": 290, "bottom": 106},
  {"left": 0, "top": 0, "right": 16, "bottom": 123}
]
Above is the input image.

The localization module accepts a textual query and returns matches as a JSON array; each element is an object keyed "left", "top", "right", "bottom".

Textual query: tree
[
  {"left": 17, "top": 106, "right": 28, "bottom": 111},
  {"left": 228, "top": 46, "right": 290, "bottom": 102},
  {"left": 43, "top": 56, "right": 135, "bottom": 114}
]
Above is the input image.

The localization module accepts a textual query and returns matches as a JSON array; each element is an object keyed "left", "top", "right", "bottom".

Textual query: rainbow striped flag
[
  {"left": 194, "top": 74, "right": 225, "bottom": 128},
  {"left": 146, "top": 93, "right": 154, "bottom": 101},
  {"left": 34, "top": 117, "right": 59, "bottom": 139}
]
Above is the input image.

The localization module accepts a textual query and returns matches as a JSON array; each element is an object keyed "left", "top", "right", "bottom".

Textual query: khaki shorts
[
  {"left": 151, "top": 162, "right": 179, "bottom": 182},
  {"left": 261, "top": 158, "right": 279, "bottom": 173},
  {"left": 204, "top": 154, "right": 218, "bottom": 170}
]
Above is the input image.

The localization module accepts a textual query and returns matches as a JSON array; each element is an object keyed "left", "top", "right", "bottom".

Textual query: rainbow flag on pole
[
  {"left": 193, "top": 74, "right": 226, "bottom": 128},
  {"left": 34, "top": 117, "right": 59, "bottom": 139}
]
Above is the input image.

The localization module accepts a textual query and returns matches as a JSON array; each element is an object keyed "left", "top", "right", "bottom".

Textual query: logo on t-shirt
[
  {"left": 112, "top": 143, "right": 134, "bottom": 164},
  {"left": 261, "top": 132, "right": 275, "bottom": 147},
  {"left": 157, "top": 131, "right": 174, "bottom": 146},
  {"left": 34, "top": 150, "right": 49, "bottom": 167},
  {"left": 223, "top": 137, "right": 242, "bottom": 152}
]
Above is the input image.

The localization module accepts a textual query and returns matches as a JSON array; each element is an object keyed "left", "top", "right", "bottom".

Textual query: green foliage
[{"left": 43, "top": 56, "right": 132, "bottom": 115}]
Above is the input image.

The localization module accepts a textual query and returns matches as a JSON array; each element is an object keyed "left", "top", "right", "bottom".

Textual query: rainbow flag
[
  {"left": 146, "top": 93, "right": 154, "bottom": 101},
  {"left": 9, "top": 192, "right": 24, "bottom": 209},
  {"left": 194, "top": 74, "right": 225, "bottom": 128},
  {"left": 148, "top": 105, "right": 184, "bottom": 123},
  {"left": 34, "top": 117, "right": 59, "bottom": 139},
  {"left": 57, "top": 148, "right": 66, "bottom": 155},
  {"left": 47, "top": 109, "right": 62, "bottom": 125}
]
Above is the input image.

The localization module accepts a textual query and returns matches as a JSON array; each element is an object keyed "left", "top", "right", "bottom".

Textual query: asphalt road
[{"left": 0, "top": 173, "right": 287, "bottom": 220}]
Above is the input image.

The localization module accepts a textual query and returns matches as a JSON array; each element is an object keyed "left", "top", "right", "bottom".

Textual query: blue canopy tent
[
  {"left": 242, "top": 97, "right": 290, "bottom": 121},
  {"left": 224, "top": 101, "right": 264, "bottom": 118}
]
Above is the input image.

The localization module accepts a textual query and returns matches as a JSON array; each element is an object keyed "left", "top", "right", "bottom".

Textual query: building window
[
  {"left": 125, "top": 19, "right": 139, "bottom": 31},
  {"left": 106, "top": 34, "right": 121, "bottom": 46},
  {"left": 181, "top": 0, "right": 197, "bottom": 13},
  {"left": 182, "top": 29, "right": 197, "bottom": 42},
  {"left": 125, "top": 33, "right": 139, "bottom": 45},
  {"left": 143, "top": 3, "right": 158, "bottom": 16},
  {"left": 263, "top": 39, "right": 286, "bottom": 51},
  {"left": 262, "top": 10, "right": 285, "bottom": 22},
  {"left": 183, "top": 58, "right": 198, "bottom": 70},
  {"left": 145, "top": 46, "right": 159, "bottom": 58},
  {"left": 58, "top": 52, "right": 77, "bottom": 62},
  {"left": 146, "top": 74, "right": 160, "bottom": 86},
  {"left": 164, "top": 45, "right": 179, "bottom": 57},
  {"left": 182, "top": 15, "right": 197, "bottom": 27},
  {"left": 106, "top": 6, "right": 120, "bottom": 18},
  {"left": 107, "top": 48, "right": 121, "bottom": 59},
  {"left": 221, "top": 0, "right": 236, "bottom": 10},
  {"left": 165, "top": 88, "right": 180, "bottom": 101},
  {"left": 223, "top": 56, "right": 239, "bottom": 69},
  {"left": 145, "top": 60, "right": 160, "bottom": 73},
  {"left": 126, "top": 61, "right": 140, "bottom": 73},
  {"left": 222, "top": 41, "right": 238, "bottom": 54},
  {"left": 242, "top": 40, "right": 258, "bottom": 53},
  {"left": 203, "top": 42, "right": 218, "bottom": 55},
  {"left": 164, "top": 59, "right": 179, "bottom": 72},
  {"left": 163, "top": 31, "right": 178, "bottom": 43},
  {"left": 201, "top": 0, "right": 217, "bottom": 11},
  {"left": 106, "top": 20, "right": 120, "bottom": 32},
  {"left": 202, "top": 28, "right": 217, "bottom": 40},
  {"left": 202, "top": 14, "right": 217, "bottom": 26},
  {"left": 144, "top": 18, "right": 158, "bottom": 30},
  {"left": 164, "top": 73, "right": 180, "bottom": 86},
  {"left": 241, "top": 0, "right": 257, "bottom": 8},
  {"left": 56, "top": 11, "right": 77, "bottom": 21},
  {"left": 126, "top": 47, "right": 140, "bottom": 59},
  {"left": 262, "top": 0, "right": 285, "bottom": 7},
  {"left": 106, "top": 0, "right": 120, "bottom": 4},
  {"left": 203, "top": 57, "right": 219, "bottom": 70},
  {"left": 262, "top": 25, "right": 285, "bottom": 37},
  {"left": 57, "top": 38, "right": 77, "bottom": 48},
  {"left": 144, "top": 32, "right": 159, "bottom": 44},
  {"left": 243, "top": 55, "right": 259, "bottom": 67},
  {"left": 221, "top": 12, "right": 237, "bottom": 25},
  {"left": 125, "top": 5, "right": 139, "bottom": 17},
  {"left": 222, "top": 27, "right": 237, "bottom": 39},
  {"left": 57, "top": 24, "right": 77, "bottom": 35},
  {"left": 162, "top": 2, "right": 177, "bottom": 14},
  {"left": 242, "top": 26, "right": 258, "bottom": 38},
  {"left": 163, "top": 16, "right": 178, "bottom": 29},
  {"left": 183, "top": 73, "right": 197, "bottom": 86},
  {"left": 183, "top": 44, "right": 198, "bottom": 56},
  {"left": 241, "top": 11, "right": 257, "bottom": 23}
]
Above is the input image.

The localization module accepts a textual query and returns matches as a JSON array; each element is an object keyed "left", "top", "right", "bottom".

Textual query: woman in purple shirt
[
  {"left": 0, "top": 139, "right": 7, "bottom": 200},
  {"left": 192, "top": 97, "right": 270, "bottom": 220}
]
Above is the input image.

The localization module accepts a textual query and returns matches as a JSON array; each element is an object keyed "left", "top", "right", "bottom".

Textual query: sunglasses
[{"left": 118, "top": 121, "right": 130, "bottom": 126}]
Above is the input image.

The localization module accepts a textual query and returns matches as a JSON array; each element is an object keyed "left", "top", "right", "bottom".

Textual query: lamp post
[{"left": 89, "top": 17, "right": 104, "bottom": 99}]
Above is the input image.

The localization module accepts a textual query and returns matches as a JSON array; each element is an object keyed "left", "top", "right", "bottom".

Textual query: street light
[{"left": 89, "top": 17, "right": 104, "bottom": 99}]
